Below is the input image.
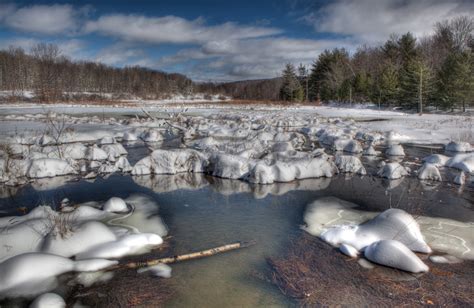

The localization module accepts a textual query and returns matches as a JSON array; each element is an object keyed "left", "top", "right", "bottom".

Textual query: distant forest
[{"left": 0, "top": 16, "right": 472, "bottom": 111}]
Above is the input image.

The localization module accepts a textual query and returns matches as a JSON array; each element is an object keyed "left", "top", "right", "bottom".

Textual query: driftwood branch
[{"left": 107, "top": 241, "right": 256, "bottom": 271}]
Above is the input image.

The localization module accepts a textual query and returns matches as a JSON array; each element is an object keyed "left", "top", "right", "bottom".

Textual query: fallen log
[{"left": 107, "top": 241, "right": 256, "bottom": 271}]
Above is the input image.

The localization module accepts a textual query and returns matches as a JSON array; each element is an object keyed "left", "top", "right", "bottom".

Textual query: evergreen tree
[
  {"left": 379, "top": 63, "right": 400, "bottom": 107},
  {"left": 437, "top": 51, "right": 473, "bottom": 111},
  {"left": 399, "top": 58, "right": 435, "bottom": 113},
  {"left": 279, "top": 63, "right": 304, "bottom": 102}
]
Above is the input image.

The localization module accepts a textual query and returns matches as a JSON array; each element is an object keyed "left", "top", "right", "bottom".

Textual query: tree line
[
  {"left": 0, "top": 43, "right": 193, "bottom": 102},
  {"left": 279, "top": 16, "right": 473, "bottom": 112}
]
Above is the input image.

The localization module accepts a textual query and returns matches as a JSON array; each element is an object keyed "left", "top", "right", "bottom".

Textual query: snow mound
[
  {"left": 377, "top": 162, "right": 408, "bottom": 179},
  {"left": 418, "top": 163, "right": 442, "bottom": 181},
  {"left": 122, "top": 132, "right": 138, "bottom": 141},
  {"left": 335, "top": 155, "right": 366, "bottom": 175},
  {"left": 364, "top": 240, "right": 429, "bottom": 273},
  {"left": 422, "top": 154, "right": 449, "bottom": 167},
  {"left": 76, "top": 233, "right": 163, "bottom": 260},
  {"left": 362, "top": 145, "right": 379, "bottom": 156},
  {"left": 446, "top": 153, "right": 474, "bottom": 173},
  {"left": 132, "top": 149, "right": 207, "bottom": 175},
  {"left": 41, "top": 221, "right": 117, "bottom": 257},
  {"left": 86, "top": 146, "right": 108, "bottom": 161},
  {"left": 27, "top": 159, "right": 76, "bottom": 179},
  {"left": 445, "top": 141, "right": 472, "bottom": 153},
  {"left": 30, "top": 293, "right": 65, "bottom": 308},
  {"left": 0, "top": 253, "right": 116, "bottom": 298},
  {"left": 385, "top": 144, "right": 405, "bottom": 156},
  {"left": 101, "top": 143, "right": 127, "bottom": 158},
  {"left": 103, "top": 197, "right": 129, "bottom": 213},
  {"left": 320, "top": 208, "right": 431, "bottom": 253}
]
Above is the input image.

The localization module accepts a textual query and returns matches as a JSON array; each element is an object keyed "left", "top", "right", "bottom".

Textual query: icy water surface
[{"left": 0, "top": 171, "right": 472, "bottom": 307}]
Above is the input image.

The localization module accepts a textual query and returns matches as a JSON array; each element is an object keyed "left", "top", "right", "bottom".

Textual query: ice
[
  {"left": 86, "top": 145, "right": 108, "bottom": 161},
  {"left": 364, "top": 240, "right": 429, "bottom": 273},
  {"left": 132, "top": 149, "right": 208, "bottom": 175},
  {"left": 30, "top": 293, "right": 65, "bottom": 308},
  {"left": 101, "top": 143, "right": 128, "bottom": 158}
]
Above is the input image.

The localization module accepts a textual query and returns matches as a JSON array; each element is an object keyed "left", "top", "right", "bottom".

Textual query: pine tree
[
  {"left": 399, "top": 58, "right": 435, "bottom": 113},
  {"left": 279, "top": 63, "right": 304, "bottom": 102},
  {"left": 379, "top": 62, "right": 400, "bottom": 107},
  {"left": 437, "top": 51, "right": 473, "bottom": 111}
]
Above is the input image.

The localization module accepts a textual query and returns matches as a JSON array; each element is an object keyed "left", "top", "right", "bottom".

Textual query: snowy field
[{"left": 0, "top": 102, "right": 473, "bottom": 306}]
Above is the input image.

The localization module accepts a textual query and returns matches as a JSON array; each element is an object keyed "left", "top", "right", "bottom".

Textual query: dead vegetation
[{"left": 266, "top": 232, "right": 474, "bottom": 307}]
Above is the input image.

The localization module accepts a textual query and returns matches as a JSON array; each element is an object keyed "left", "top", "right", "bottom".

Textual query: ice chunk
[
  {"left": 335, "top": 155, "right": 366, "bottom": 175},
  {"left": 422, "top": 154, "right": 449, "bottom": 167}
]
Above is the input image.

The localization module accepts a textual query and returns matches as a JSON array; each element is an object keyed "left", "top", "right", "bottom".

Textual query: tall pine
[{"left": 279, "top": 63, "right": 304, "bottom": 102}]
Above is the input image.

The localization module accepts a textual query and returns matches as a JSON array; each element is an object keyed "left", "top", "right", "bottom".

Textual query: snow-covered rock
[
  {"left": 141, "top": 129, "right": 164, "bottom": 142},
  {"left": 362, "top": 145, "right": 379, "bottom": 156},
  {"left": 446, "top": 153, "right": 474, "bottom": 173},
  {"left": 422, "top": 154, "right": 449, "bottom": 167},
  {"left": 385, "top": 144, "right": 405, "bottom": 156},
  {"left": 364, "top": 240, "right": 429, "bottom": 273},
  {"left": 132, "top": 149, "right": 207, "bottom": 175},
  {"left": 377, "top": 162, "right": 409, "bottom": 179},
  {"left": 76, "top": 233, "right": 163, "bottom": 260},
  {"left": 445, "top": 141, "right": 472, "bottom": 153},
  {"left": 418, "top": 163, "right": 442, "bottom": 181},
  {"left": 27, "top": 159, "right": 76, "bottom": 178},
  {"left": 0, "top": 253, "right": 116, "bottom": 298},
  {"left": 101, "top": 143, "right": 127, "bottom": 158},
  {"left": 335, "top": 155, "right": 366, "bottom": 175},
  {"left": 86, "top": 146, "right": 108, "bottom": 161},
  {"left": 320, "top": 208, "right": 431, "bottom": 253},
  {"left": 122, "top": 132, "right": 138, "bottom": 142},
  {"left": 453, "top": 171, "right": 466, "bottom": 185},
  {"left": 103, "top": 197, "right": 129, "bottom": 213},
  {"left": 99, "top": 136, "right": 115, "bottom": 145},
  {"left": 30, "top": 293, "right": 65, "bottom": 308}
]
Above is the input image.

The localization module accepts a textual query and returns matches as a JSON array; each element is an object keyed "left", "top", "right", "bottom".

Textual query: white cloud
[
  {"left": 158, "top": 37, "right": 356, "bottom": 81},
  {"left": 94, "top": 43, "right": 146, "bottom": 65},
  {"left": 304, "top": 0, "right": 474, "bottom": 44},
  {"left": 84, "top": 14, "right": 282, "bottom": 44},
  {"left": 2, "top": 4, "right": 81, "bottom": 34}
]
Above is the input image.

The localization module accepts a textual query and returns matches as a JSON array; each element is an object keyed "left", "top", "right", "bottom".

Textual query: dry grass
[{"left": 267, "top": 232, "right": 474, "bottom": 307}]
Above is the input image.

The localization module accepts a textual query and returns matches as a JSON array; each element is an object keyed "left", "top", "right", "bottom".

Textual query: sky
[{"left": 0, "top": 0, "right": 472, "bottom": 82}]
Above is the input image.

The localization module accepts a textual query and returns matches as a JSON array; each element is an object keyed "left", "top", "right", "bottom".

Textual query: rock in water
[
  {"left": 30, "top": 293, "right": 65, "bottom": 308},
  {"left": 103, "top": 197, "right": 129, "bottom": 213},
  {"left": 364, "top": 240, "right": 429, "bottom": 273}
]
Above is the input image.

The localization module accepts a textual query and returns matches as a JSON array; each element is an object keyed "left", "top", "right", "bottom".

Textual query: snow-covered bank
[
  {"left": 0, "top": 194, "right": 168, "bottom": 300},
  {"left": 0, "top": 104, "right": 472, "bottom": 187}
]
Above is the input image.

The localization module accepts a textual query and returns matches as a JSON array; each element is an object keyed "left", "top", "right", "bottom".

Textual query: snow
[
  {"left": 137, "top": 263, "right": 172, "bottom": 278},
  {"left": 335, "top": 155, "right": 366, "bottom": 175},
  {"left": 364, "top": 240, "right": 429, "bottom": 273},
  {"left": 445, "top": 141, "right": 472, "bottom": 153},
  {"left": 0, "top": 252, "right": 116, "bottom": 298},
  {"left": 385, "top": 144, "right": 405, "bottom": 157},
  {"left": 27, "top": 159, "right": 76, "bottom": 178},
  {"left": 103, "top": 197, "right": 129, "bottom": 213},
  {"left": 30, "top": 293, "right": 65, "bottom": 308},
  {"left": 86, "top": 145, "right": 108, "bottom": 161},
  {"left": 303, "top": 197, "right": 474, "bottom": 260},
  {"left": 446, "top": 153, "right": 474, "bottom": 173},
  {"left": 422, "top": 154, "right": 450, "bottom": 167},
  {"left": 377, "top": 162, "right": 409, "bottom": 179},
  {"left": 417, "top": 163, "right": 442, "bottom": 181}
]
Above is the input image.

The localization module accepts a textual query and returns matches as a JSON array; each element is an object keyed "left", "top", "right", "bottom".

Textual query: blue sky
[{"left": 0, "top": 0, "right": 472, "bottom": 81}]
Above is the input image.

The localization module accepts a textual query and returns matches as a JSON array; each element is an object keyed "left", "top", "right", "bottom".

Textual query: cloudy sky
[{"left": 0, "top": 0, "right": 472, "bottom": 81}]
